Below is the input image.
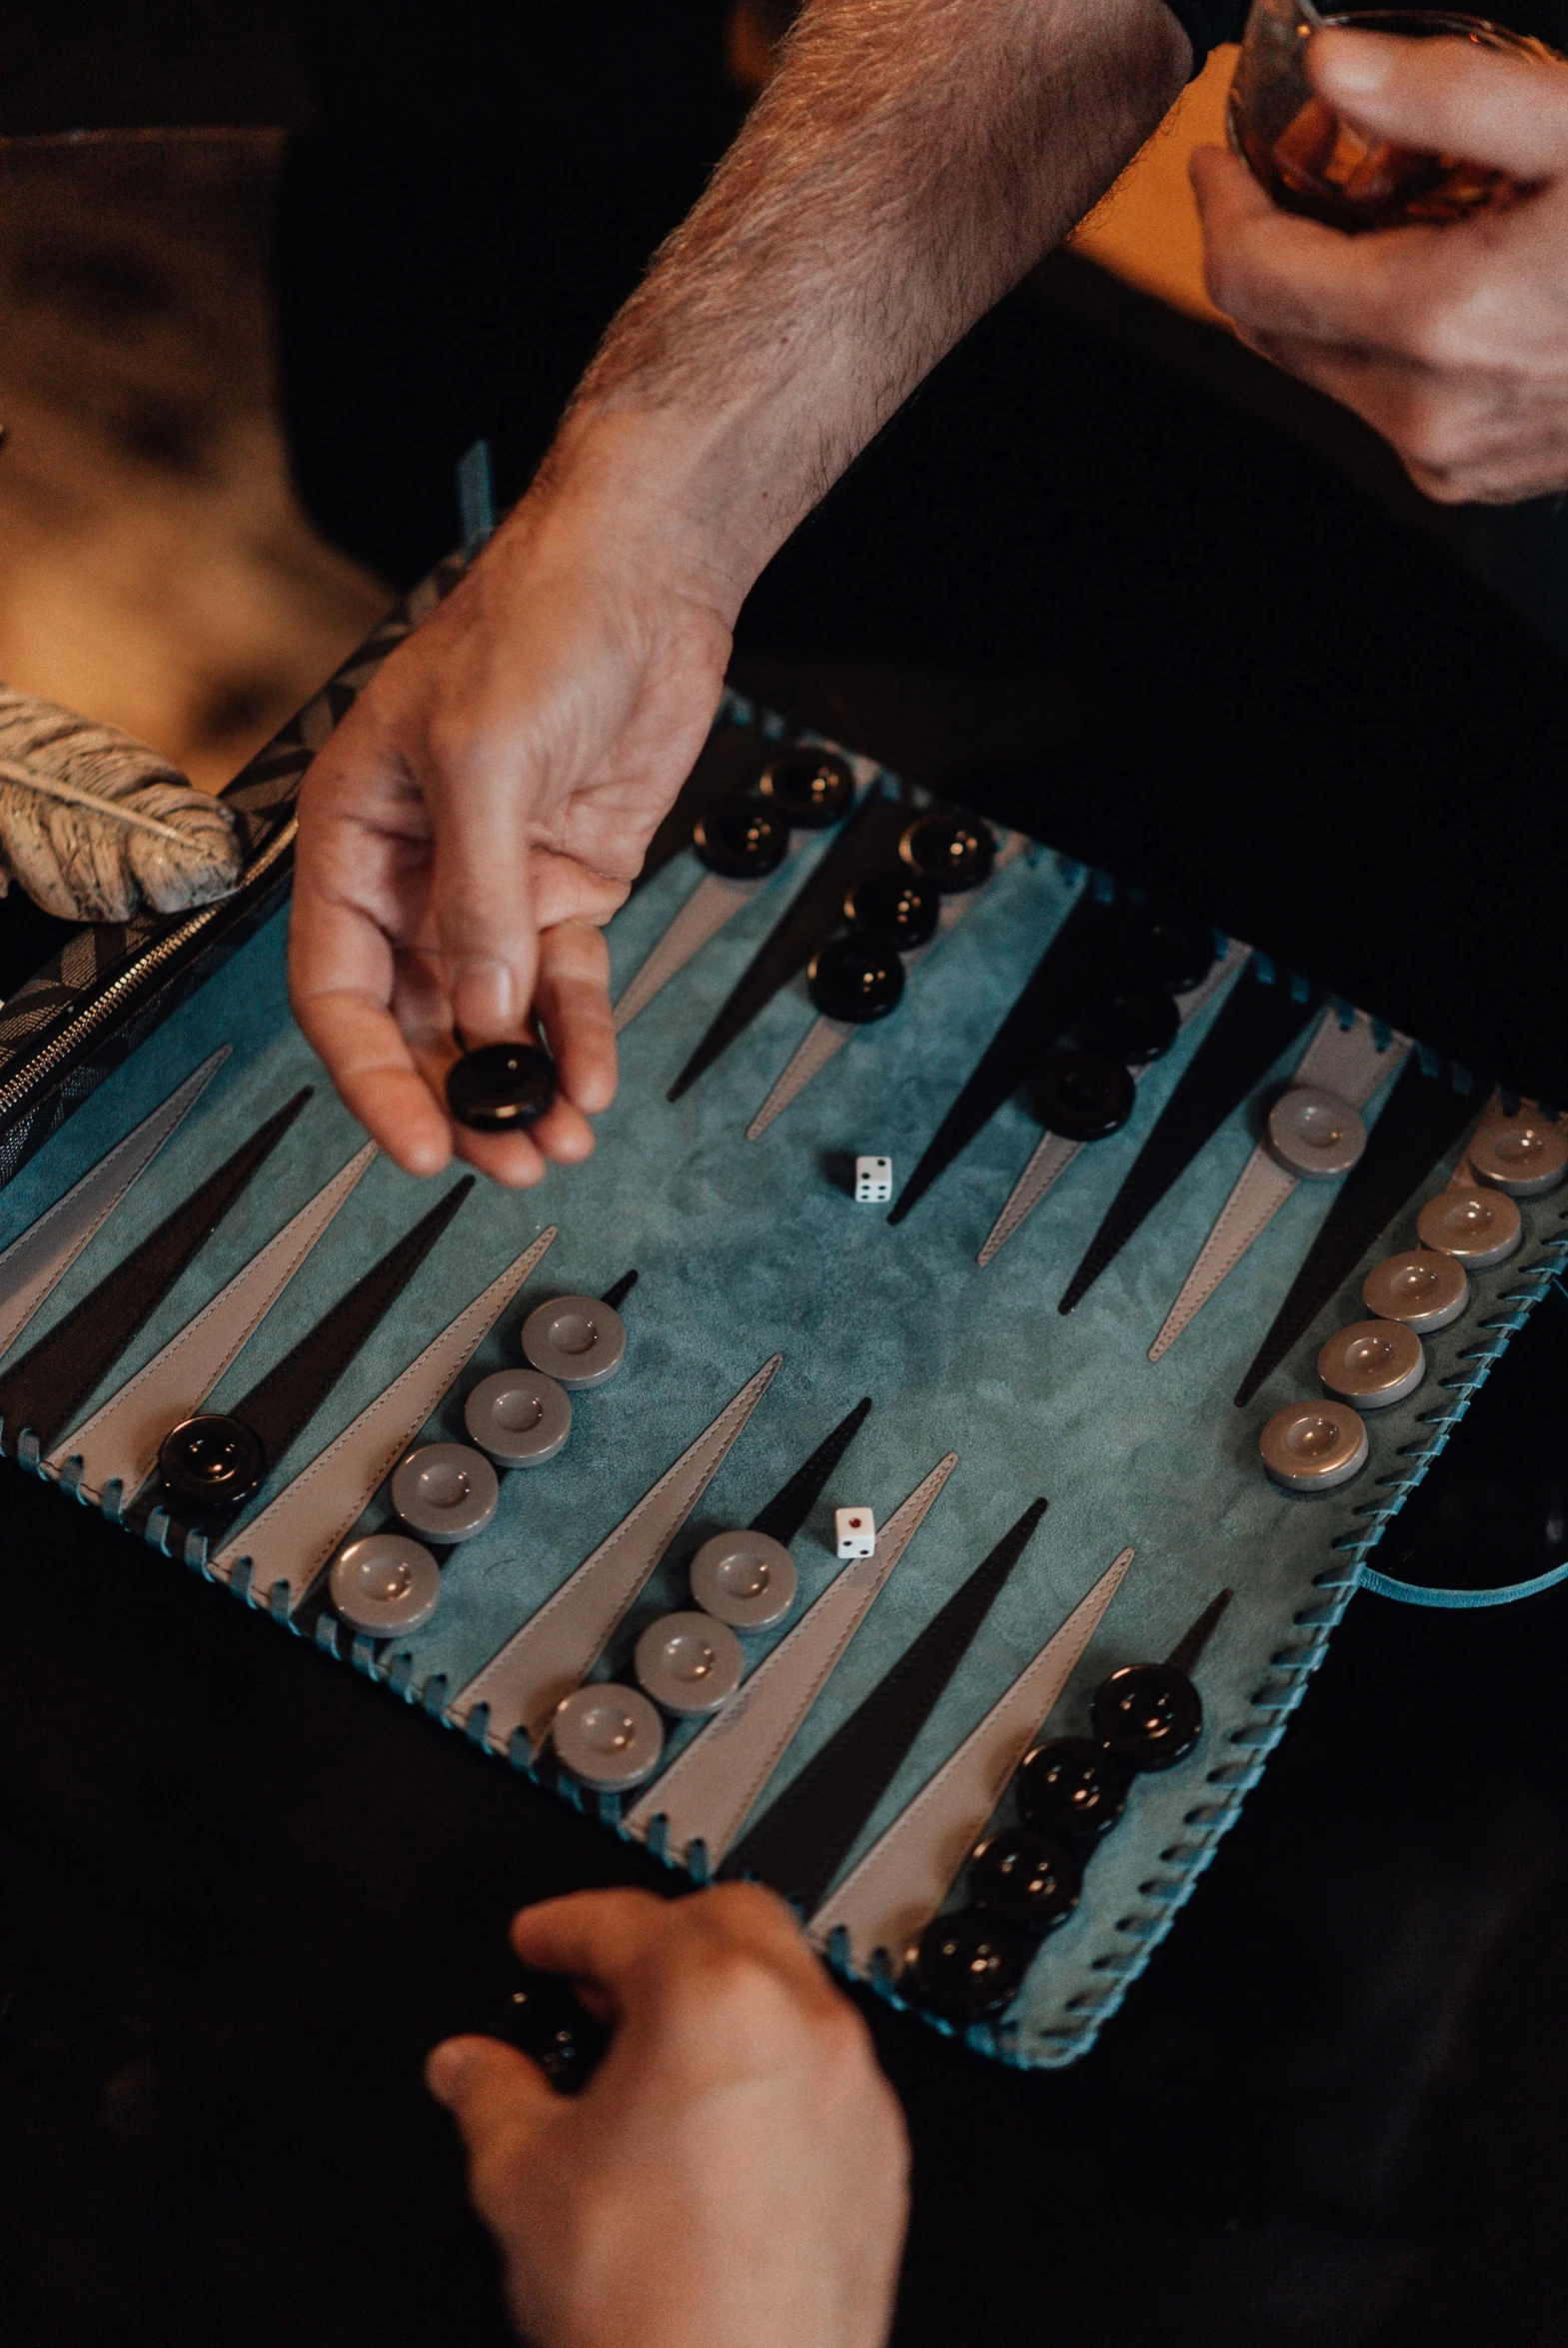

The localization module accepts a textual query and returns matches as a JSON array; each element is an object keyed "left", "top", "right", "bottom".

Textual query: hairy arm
[
  {"left": 566, "top": 0, "right": 1192, "bottom": 572},
  {"left": 290, "top": 0, "right": 1191, "bottom": 1185}
]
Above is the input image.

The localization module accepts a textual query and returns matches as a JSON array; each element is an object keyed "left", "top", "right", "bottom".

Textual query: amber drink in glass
[{"left": 1229, "top": 2, "right": 1558, "bottom": 231}]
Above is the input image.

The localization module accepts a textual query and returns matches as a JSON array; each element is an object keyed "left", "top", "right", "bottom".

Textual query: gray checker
[
  {"left": 391, "top": 1441, "right": 500, "bottom": 1542},
  {"left": 329, "top": 1531, "right": 442, "bottom": 1637},
  {"left": 1361, "top": 1248, "right": 1468, "bottom": 1334},
  {"left": 1266, "top": 1086, "right": 1367, "bottom": 1181},
  {"left": 1259, "top": 1399, "right": 1369, "bottom": 1493},
  {"left": 552, "top": 1682, "right": 664, "bottom": 1790},
  {"left": 1417, "top": 1185, "right": 1522, "bottom": 1268},
  {"left": 689, "top": 1528, "right": 797, "bottom": 1630},
  {"left": 465, "top": 1366, "right": 572, "bottom": 1467},
  {"left": 635, "top": 1610, "right": 746, "bottom": 1717},
  {"left": 1317, "top": 1317, "right": 1425, "bottom": 1409},
  {"left": 521, "top": 1294, "right": 627, "bottom": 1389}
]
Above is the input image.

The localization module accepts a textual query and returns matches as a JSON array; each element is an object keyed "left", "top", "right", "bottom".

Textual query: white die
[
  {"left": 834, "top": 1505, "right": 876, "bottom": 1560},
  {"left": 854, "top": 1155, "right": 892, "bottom": 1203}
]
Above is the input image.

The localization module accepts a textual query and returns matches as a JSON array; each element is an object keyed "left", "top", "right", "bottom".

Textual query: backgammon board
[{"left": 0, "top": 565, "right": 1562, "bottom": 2070}]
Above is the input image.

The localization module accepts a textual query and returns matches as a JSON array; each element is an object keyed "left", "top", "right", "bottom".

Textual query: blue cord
[{"left": 1358, "top": 1556, "right": 1568, "bottom": 1609}]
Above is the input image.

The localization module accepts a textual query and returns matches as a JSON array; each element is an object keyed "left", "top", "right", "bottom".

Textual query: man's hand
[
  {"left": 1193, "top": 29, "right": 1568, "bottom": 505},
  {"left": 289, "top": 0, "right": 1190, "bottom": 1181},
  {"left": 426, "top": 1885, "right": 909, "bottom": 2348},
  {"left": 290, "top": 479, "right": 735, "bottom": 1188}
]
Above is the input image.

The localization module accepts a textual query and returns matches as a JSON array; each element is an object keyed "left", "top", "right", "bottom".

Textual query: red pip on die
[{"left": 833, "top": 1506, "right": 876, "bottom": 1560}]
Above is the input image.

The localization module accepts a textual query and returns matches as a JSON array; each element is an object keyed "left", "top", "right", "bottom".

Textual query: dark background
[
  {"left": 4, "top": 1289, "right": 1568, "bottom": 2348},
  {"left": 3, "top": 7, "right": 1568, "bottom": 2344}
]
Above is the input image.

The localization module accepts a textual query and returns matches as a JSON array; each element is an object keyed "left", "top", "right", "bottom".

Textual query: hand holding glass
[{"left": 1229, "top": 0, "right": 1558, "bottom": 230}]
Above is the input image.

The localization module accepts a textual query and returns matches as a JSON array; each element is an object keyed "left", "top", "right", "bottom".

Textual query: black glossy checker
[
  {"left": 632, "top": 719, "right": 793, "bottom": 896},
  {"left": 668, "top": 787, "right": 909, "bottom": 1102},
  {"left": 140, "top": 1178, "right": 475, "bottom": 1535},
  {"left": 1057, "top": 962, "right": 1321, "bottom": 1314},
  {"left": 888, "top": 891, "right": 1119, "bottom": 1225}
]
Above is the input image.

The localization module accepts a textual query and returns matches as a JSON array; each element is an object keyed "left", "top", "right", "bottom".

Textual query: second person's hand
[
  {"left": 1193, "top": 29, "right": 1568, "bottom": 505},
  {"left": 427, "top": 1885, "right": 910, "bottom": 2348}
]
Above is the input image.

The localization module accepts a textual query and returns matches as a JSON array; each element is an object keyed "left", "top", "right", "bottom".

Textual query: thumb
[
  {"left": 426, "top": 741, "right": 541, "bottom": 1046},
  {"left": 1190, "top": 141, "right": 1280, "bottom": 231},
  {"left": 1310, "top": 26, "right": 1568, "bottom": 180},
  {"left": 426, "top": 2033, "right": 559, "bottom": 2162}
]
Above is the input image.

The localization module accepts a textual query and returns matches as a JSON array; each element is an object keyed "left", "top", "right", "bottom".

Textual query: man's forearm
[
  {"left": 289, "top": 0, "right": 1193, "bottom": 1173},
  {"left": 547, "top": 0, "right": 1190, "bottom": 600}
]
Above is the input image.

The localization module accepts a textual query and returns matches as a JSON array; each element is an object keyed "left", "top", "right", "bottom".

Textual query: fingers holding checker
[
  {"left": 291, "top": 751, "right": 618, "bottom": 1189},
  {"left": 288, "top": 467, "right": 740, "bottom": 1191},
  {"left": 428, "top": 1885, "right": 909, "bottom": 2348}
]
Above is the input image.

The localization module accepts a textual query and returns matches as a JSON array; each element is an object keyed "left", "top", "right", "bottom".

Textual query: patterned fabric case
[{"left": 0, "top": 569, "right": 1561, "bottom": 2069}]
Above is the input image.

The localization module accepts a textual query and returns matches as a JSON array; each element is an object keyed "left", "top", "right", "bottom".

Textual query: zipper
[
  {"left": 0, "top": 556, "right": 466, "bottom": 1138},
  {"left": 0, "top": 817, "right": 297, "bottom": 1119}
]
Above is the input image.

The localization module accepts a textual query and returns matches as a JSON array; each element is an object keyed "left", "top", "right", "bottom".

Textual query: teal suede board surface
[{"left": 4, "top": 713, "right": 1563, "bottom": 2070}]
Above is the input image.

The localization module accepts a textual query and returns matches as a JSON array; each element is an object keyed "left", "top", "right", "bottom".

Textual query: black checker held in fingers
[
  {"left": 488, "top": 1966, "right": 609, "bottom": 2094},
  {"left": 447, "top": 1044, "right": 558, "bottom": 1133}
]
